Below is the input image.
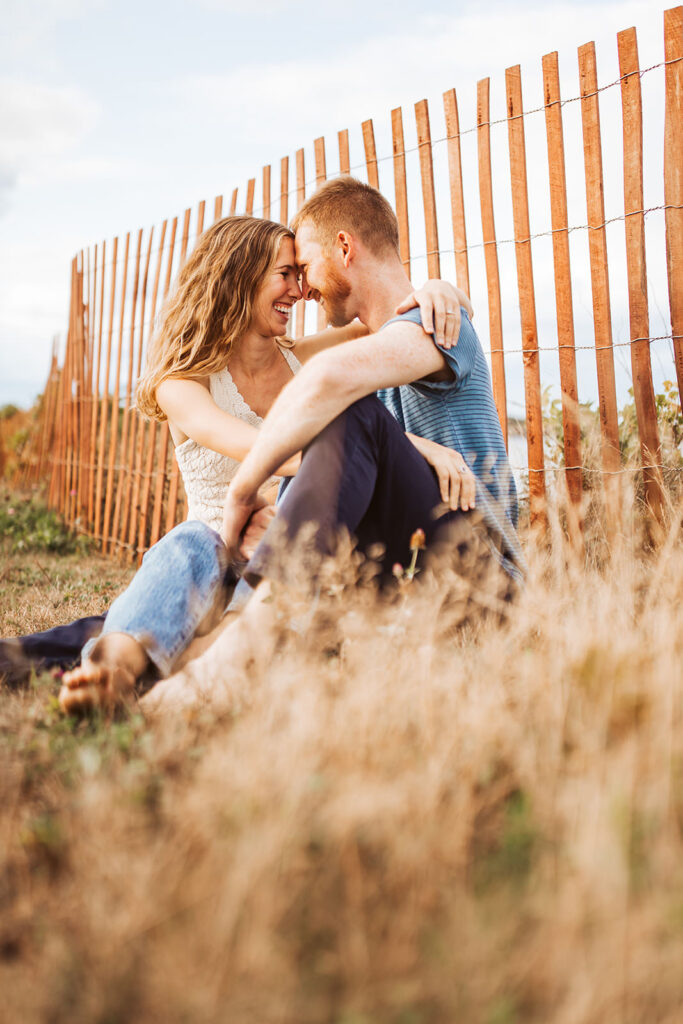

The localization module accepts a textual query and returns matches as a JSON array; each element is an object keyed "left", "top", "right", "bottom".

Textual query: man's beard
[{"left": 319, "top": 262, "right": 352, "bottom": 327}]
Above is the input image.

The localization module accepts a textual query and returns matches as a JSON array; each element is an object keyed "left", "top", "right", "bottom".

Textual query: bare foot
[
  {"left": 141, "top": 582, "right": 275, "bottom": 718},
  {"left": 59, "top": 633, "right": 148, "bottom": 715}
]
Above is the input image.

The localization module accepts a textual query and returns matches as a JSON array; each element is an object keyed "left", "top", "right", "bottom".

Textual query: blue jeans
[
  {"left": 1, "top": 396, "right": 515, "bottom": 685},
  {"left": 81, "top": 519, "right": 231, "bottom": 677}
]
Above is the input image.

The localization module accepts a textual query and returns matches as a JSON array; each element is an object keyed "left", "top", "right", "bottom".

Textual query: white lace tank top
[{"left": 174, "top": 346, "right": 300, "bottom": 533}]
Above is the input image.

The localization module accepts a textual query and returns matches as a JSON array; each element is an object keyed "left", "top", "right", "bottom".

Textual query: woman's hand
[
  {"left": 395, "top": 280, "right": 473, "bottom": 349},
  {"left": 221, "top": 486, "right": 268, "bottom": 558},
  {"left": 407, "top": 433, "right": 476, "bottom": 512},
  {"left": 240, "top": 505, "right": 276, "bottom": 560}
]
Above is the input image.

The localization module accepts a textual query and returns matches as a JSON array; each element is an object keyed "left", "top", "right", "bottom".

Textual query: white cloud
[
  {"left": 173, "top": 1, "right": 659, "bottom": 131},
  {"left": 0, "top": 78, "right": 98, "bottom": 210},
  {"left": 2, "top": 0, "right": 104, "bottom": 60}
]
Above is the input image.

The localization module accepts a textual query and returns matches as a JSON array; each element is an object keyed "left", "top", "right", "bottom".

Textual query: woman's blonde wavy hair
[{"left": 136, "top": 215, "right": 294, "bottom": 420}]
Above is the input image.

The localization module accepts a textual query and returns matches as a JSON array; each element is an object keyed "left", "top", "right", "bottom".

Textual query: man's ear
[{"left": 336, "top": 230, "right": 354, "bottom": 268}]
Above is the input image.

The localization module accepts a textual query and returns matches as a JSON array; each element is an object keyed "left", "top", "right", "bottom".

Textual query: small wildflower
[
  {"left": 7, "top": 507, "right": 15, "bottom": 515},
  {"left": 392, "top": 562, "right": 404, "bottom": 579},
  {"left": 410, "top": 528, "right": 426, "bottom": 551},
  {"left": 405, "top": 527, "right": 426, "bottom": 582}
]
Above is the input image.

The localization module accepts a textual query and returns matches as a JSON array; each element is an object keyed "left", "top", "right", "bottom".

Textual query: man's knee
[{"left": 309, "top": 395, "right": 392, "bottom": 458}]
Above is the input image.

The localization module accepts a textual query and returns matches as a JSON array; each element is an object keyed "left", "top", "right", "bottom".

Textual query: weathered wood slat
[
  {"left": 118, "top": 228, "right": 154, "bottom": 553},
  {"left": 246, "top": 178, "right": 255, "bottom": 215},
  {"left": 477, "top": 79, "right": 508, "bottom": 447},
  {"left": 391, "top": 107, "right": 411, "bottom": 274},
  {"left": 86, "top": 244, "right": 102, "bottom": 528},
  {"left": 664, "top": 6, "right": 683, "bottom": 404},
  {"left": 542, "top": 52, "right": 582, "bottom": 507},
  {"left": 149, "top": 216, "right": 178, "bottom": 548},
  {"left": 506, "top": 65, "right": 546, "bottom": 526},
  {"left": 133, "top": 220, "right": 167, "bottom": 560},
  {"left": 280, "top": 156, "right": 289, "bottom": 225},
  {"left": 338, "top": 129, "right": 350, "bottom": 174},
  {"left": 362, "top": 120, "right": 379, "bottom": 188},
  {"left": 578, "top": 42, "right": 621, "bottom": 494},
  {"left": 126, "top": 226, "right": 157, "bottom": 558},
  {"left": 165, "top": 208, "right": 192, "bottom": 535},
  {"left": 618, "top": 27, "right": 665, "bottom": 520},
  {"left": 443, "top": 87, "right": 470, "bottom": 293},
  {"left": 295, "top": 148, "right": 306, "bottom": 338},
  {"left": 94, "top": 236, "right": 118, "bottom": 541},
  {"left": 110, "top": 228, "right": 143, "bottom": 552},
  {"left": 415, "top": 99, "right": 440, "bottom": 278}
]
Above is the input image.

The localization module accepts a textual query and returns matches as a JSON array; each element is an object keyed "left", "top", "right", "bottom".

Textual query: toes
[{"left": 59, "top": 681, "right": 101, "bottom": 715}]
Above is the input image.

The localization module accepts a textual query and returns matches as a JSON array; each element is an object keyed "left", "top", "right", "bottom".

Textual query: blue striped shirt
[{"left": 377, "top": 307, "right": 524, "bottom": 582}]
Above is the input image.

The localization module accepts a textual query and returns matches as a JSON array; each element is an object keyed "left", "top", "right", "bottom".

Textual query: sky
[{"left": 0, "top": 0, "right": 676, "bottom": 421}]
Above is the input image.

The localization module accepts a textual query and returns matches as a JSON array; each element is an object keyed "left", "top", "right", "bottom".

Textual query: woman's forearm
[{"left": 292, "top": 320, "right": 368, "bottom": 363}]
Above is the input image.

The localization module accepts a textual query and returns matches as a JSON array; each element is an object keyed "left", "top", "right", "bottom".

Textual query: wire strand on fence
[
  {"left": 51, "top": 331, "right": 676, "bottom": 403},
  {"left": 519, "top": 463, "right": 683, "bottom": 474},
  {"left": 72, "top": 203, "right": 679, "bottom": 348}
]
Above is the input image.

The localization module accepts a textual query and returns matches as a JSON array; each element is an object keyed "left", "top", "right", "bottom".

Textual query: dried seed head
[{"left": 409, "top": 528, "right": 426, "bottom": 551}]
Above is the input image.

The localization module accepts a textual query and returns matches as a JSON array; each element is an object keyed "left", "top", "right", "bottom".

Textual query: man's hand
[
  {"left": 240, "top": 504, "right": 276, "bottom": 560},
  {"left": 220, "top": 486, "right": 268, "bottom": 557},
  {"left": 395, "top": 280, "right": 473, "bottom": 349}
]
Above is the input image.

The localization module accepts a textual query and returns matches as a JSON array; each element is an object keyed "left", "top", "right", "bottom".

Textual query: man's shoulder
[{"left": 379, "top": 308, "right": 427, "bottom": 334}]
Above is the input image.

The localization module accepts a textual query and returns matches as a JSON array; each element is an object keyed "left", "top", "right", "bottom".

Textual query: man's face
[{"left": 294, "top": 222, "right": 353, "bottom": 327}]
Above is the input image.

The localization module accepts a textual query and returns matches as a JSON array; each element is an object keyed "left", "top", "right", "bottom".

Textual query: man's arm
[{"left": 221, "top": 322, "right": 446, "bottom": 550}]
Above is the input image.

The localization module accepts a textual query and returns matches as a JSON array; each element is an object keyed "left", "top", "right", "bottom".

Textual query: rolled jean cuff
[
  {"left": 82, "top": 520, "right": 230, "bottom": 678},
  {"left": 81, "top": 629, "right": 178, "bottom": 679}
]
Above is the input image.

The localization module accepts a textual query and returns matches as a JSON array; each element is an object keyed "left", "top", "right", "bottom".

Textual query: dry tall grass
[{"left": 1, "top": 485, "right": 682, "bottom": 1024}]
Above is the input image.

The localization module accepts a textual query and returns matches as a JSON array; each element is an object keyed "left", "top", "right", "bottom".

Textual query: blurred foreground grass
[{"left": 1, "top": 486, "right": 682, "bottom": 1024}]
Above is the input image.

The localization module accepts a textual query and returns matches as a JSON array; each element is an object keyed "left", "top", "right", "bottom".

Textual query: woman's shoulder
[
  {"left": 157, "top": 374, "right": 210, "bottom": 400},
  {"left": 277, "top": 341, "right": 301, "bottom": 374}
]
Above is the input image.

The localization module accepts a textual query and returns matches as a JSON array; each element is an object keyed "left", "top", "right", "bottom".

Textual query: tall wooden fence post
[
  {"left": 443, "top": 87, "right": 470, "bottom": 294},
  {"left": 506, "top": 65, "right": 546, "bottom": 527},
  {"left": 618, "top": 27, "right": 665, "bottom": 521},
  {"left": 542, "top": 52, "right": 583, "bottom": 511},
  {"left": 578, "top": 41, "right": 621, "bottom": 527},
  {"left": 415, "top": 99, "right": 441, "bottom": 279},
  {"left": 664, "top": 6, "right": 683, "bottom": 405},
  {"left": 391, "top": 108, "right": 411, "bottom": 275},
  {"left": 477, "top": 78, "right": 508, "bottom": 447}
]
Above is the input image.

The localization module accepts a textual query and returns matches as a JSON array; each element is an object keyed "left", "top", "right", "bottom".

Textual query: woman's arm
[
  {"left": 156, "top": 377, "right": 301, "bottom": 478},
  {"left": 395, "top": 281, "right": 473, "bottom": 347},
  {"left": 291, "top": 321, "right": 368, "bottom": 363},
  {"left": 291, "top": 279, "right": 474, "bottom": 363},
  {"left": 406, "top": 433, "right": 476, "bottom": 512}
]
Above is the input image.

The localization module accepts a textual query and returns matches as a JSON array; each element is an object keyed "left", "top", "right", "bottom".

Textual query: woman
[{"left": 50, "top": 215, "right": 471, "bottom": 713}]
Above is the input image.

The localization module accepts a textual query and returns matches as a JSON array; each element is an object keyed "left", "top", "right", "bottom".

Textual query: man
[{"left": 138, "top": 177, "right": 524, "bottom": 713}]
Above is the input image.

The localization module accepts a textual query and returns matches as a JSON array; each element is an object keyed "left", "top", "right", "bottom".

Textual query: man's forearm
[{"left": 230, "top": 357, "right": 358, "bottom": 500}]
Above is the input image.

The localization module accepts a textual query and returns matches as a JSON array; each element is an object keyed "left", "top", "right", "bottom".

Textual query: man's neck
[{"left": 353, "top": 260, "right": 414, "bottom": 333}]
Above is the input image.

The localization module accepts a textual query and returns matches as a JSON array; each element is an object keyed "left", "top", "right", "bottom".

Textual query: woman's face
[{"left": 251, "top": 237, "right": 302, "bottom": 337}]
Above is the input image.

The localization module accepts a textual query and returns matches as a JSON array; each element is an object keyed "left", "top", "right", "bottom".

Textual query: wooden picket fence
[{"left": 15, "top": 6, "right": 682, "bottom": 558}]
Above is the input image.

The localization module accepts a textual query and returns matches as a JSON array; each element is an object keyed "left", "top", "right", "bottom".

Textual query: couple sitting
[{"left": 2, "top": 177, "right": 523, "bottom": 713}]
